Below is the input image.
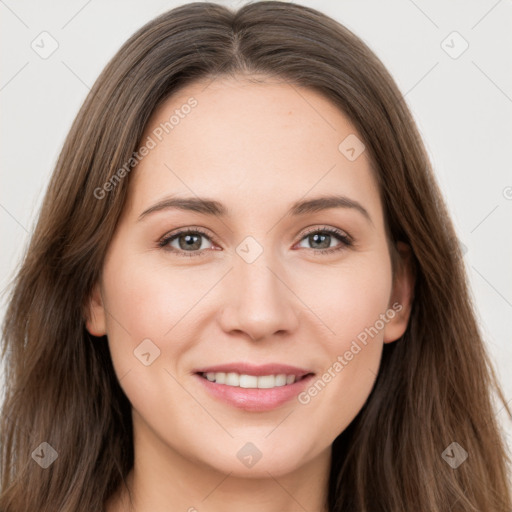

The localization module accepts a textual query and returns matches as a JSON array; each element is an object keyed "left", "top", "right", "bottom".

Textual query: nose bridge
[{"left": 219, "top": 238, "right": 298, "bottom": 341}]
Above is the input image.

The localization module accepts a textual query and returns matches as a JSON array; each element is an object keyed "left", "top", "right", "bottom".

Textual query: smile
[{"left": 193, "top": 363, "right": 315, "bottom": 412}]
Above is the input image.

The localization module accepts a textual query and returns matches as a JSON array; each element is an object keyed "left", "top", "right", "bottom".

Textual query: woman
[{"left": 1, "top": 2, "right": 510, "bottom": 511}]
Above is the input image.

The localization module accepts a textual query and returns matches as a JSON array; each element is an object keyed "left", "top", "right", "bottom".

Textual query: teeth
[
  {"left": 239, "top": 374, "right": 258, "bottom": 388},
  {"left": 275, "top": 374, "right": 287, "bottom": 386},
  {"left": 257, "top": 375, "right": 275, "bottom": 389},
  {"left": 225, "top": 372, "right": 239, "bottom": 386},
  {"left": 201, "top": 372, "right": 299, "bottom": 389}
]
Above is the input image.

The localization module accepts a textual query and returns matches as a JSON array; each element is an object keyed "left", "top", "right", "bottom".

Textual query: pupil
[
  {"left": 311, "top": 233, "right": 329, "bottom": 249},
  {"left": 180, "top": 234, "right": 201, "bottom": 250}
]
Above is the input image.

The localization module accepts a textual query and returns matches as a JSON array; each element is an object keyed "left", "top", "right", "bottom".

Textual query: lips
[{"left": 193, "top": 362, "right": 315, "bottom": 412}]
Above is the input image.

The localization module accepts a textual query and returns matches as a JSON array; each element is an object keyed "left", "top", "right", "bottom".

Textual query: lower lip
[{"left": 195, "top": 373, "right": 315, "bottom": 412}]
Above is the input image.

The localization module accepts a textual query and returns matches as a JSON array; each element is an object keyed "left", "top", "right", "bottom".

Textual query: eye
[
  {"left": 158, "top": 227, "right": 216, "bottom": 257},
  {"left": 158, "top": 225, "right": 353, "bottom": 258},
  {"left": 295, "top": 226, "right": 352, "bottom": 255}
]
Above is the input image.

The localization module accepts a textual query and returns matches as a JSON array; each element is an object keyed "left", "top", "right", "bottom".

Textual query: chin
[{"left": 191, "top": 438, "right": 319, "bottom": 478}]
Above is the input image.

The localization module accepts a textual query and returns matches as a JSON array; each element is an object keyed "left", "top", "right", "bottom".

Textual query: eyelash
[{"left": 158, "top": 226, "right": 353, "bottom": 258}]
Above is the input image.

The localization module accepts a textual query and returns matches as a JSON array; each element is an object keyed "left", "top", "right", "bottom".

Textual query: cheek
[
  {"left": 304, "top": 255, "right": 393, "bottom": 350},
  {"left": 295, "top": 258, "right": 392, "bottom": 433},
  {"left": 102, "top": 248, "right": 207, "bottom": 343},
  {"left": 99, "top": 248, "right": 199, "bottom": 389},
  {"left": 100, "top": 250, "right": 211, "bottom": 429}
]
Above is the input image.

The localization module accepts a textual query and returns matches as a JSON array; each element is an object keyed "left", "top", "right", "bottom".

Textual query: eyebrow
[{"left": 138, "top": 194, "right": 372, "bottom": 224}]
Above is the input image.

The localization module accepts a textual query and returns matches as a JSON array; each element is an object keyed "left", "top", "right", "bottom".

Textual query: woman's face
[{"left": 87, "top": 76, "right": 413, "bottom": 478}]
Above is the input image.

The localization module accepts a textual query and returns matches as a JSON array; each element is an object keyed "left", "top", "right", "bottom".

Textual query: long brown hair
[{"left": 1, "top": 2, "right": 510, "bottom": 511}]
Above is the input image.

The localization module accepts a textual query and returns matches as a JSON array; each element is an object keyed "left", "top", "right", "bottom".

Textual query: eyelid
[
  {"left": 158, "top": 226, "right": 219, "bottom": 255},
  {"left": 293, "top": 225, "right": 353, "bottom": 255},
  {"left": 298, "top": 224, "right": 352, "bottom": 243}
]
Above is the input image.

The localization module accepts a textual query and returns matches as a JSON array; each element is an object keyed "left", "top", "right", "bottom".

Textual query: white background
[{"left": 1, "top": 0, "right": 511, "bottom": 449}]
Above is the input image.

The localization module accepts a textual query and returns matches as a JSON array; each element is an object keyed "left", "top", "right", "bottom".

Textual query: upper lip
[{"left": 194, "top": 362, "right": 314, "bottom": 378}]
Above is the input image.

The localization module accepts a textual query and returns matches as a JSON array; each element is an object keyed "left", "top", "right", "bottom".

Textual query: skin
[{"left": 86, "top": 75, "right": 414, "bottom": 512}]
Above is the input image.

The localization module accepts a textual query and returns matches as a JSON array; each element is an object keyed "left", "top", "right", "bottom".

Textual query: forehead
[{"left": 125, "top": 75, "right": 381, "bottom": 222}]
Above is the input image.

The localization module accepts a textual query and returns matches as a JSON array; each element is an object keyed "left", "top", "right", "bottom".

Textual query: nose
[{"left": 217, "top": 250, "right": 300, "bottom": 342}]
